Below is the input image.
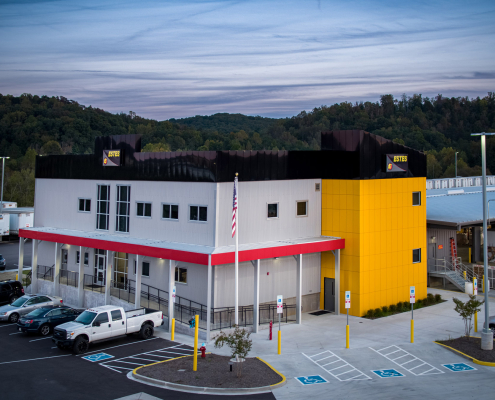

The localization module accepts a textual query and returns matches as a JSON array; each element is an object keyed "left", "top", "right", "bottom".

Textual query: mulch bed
[
  {"left": 136, "top": 354, "right": 283, "bottom": 388},
  {"left": 437, "top": 337, "right": 495, "bottom": 362}
]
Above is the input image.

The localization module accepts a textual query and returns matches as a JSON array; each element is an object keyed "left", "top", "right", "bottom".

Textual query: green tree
[
  {"left": 40, "top": 140, "right": 63, "bottom": 155},
  {"left": 453, "top": 295, "right": 484, "bottom": 339}
]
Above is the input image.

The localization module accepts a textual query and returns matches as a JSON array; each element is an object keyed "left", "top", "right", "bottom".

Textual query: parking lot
[{"left": 0, "top": 322, "right": 275, "bottom": 400}]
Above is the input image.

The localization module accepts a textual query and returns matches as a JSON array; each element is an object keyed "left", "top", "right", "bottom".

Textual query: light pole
[
  {"left": 0, "top": 156, "right": 10, "bottom": 210},
  {"left": 471, "top": 132, "right": 495, "bottom": 351},
  {"left": 455, "top": 151, "right": 459, "bottom": 178}
]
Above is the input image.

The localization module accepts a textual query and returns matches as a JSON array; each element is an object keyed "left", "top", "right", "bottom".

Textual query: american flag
[{"left": 232, "top": 176, "right": 238, "bottom": 238}]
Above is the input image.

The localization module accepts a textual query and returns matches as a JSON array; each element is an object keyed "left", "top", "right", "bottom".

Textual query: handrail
[{"left": 428, "top": 257, "right": 481, "bottom": 288}]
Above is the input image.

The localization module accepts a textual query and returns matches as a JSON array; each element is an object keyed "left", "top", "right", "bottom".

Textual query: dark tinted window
[
  {"left": 268, "top": 203, "right": 278, "bottom": 218},
  {"left": 413, "top": 192, "right": 421, "bottom": 206},
  {"left": 0, "top": 283, "right": 11, "bottom": 292},
  {"left": 413, "top": 249, "right": 421, "bottom": 263},
  {"left": 47, "top": 309, "right": 63, "bottom": 316},
  {"left": 189, "top": 206, "right": 198, "bottom": 221},
  {"left": 39, "top": 296, "right": 52, "bottom": 303},
  {"left": 296, "top": 201, "right": 307, "bottom": 216},
  {"left": 142, "top": 262, "right": 150, "bottom": 277},
  {"left": 199, "top": 207, "right": 207, "bottom": 221},
  {"left": 62, "top": 308, "right": 74, "bottom": 315},
  {"left": 111, "top": 310, "right": 122, "bottom": 321},
  {"left": 94, "top": 312, "right": 109, "bottom": 324}
]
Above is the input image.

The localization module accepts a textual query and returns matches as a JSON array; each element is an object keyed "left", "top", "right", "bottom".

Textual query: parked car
[
  {"left": 52, "top": 305, "right": 163, "bottom": 354},
  {"left": 0, "top": 280, "right": 24, "bottom": 305},
  {"left": 0, "top": 254, "right": 6, "bottom": 271},
  {"left": 17, "top": 305, "right": 84, "bottom": 336},
  {"left": 0, "top": 294, "right": 63, "bottom": 323}
]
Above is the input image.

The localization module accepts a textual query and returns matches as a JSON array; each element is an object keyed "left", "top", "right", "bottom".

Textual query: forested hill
[
  {"left": 169, "top": 113, "right": 277, "bottom": 134},
  {"left": 1, "top": 92, "right": 495, "bottom": 206}
]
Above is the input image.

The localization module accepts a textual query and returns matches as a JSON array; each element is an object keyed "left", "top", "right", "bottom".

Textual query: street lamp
[
  {"left": 455, "top": 151, "right": 459, "bottom": 178},
  {"left": 471, "top": 132, "right": 495, "bottom": 351},
  {"left": 0, "top": 156, "right": 10, "bottom": 210}
]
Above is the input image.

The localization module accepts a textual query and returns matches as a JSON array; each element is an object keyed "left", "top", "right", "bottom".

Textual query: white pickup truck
[{"left": 52, "top": 305, "right": 163, "bottom": 354}]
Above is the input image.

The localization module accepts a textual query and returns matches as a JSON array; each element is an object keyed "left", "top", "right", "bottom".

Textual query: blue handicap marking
[
  {"left": 295, "top": 375, "right": 329, "bottom": 385},
  {"left": 81, "top": 353, "right": 114, "bottom": 362},
  {"left": 442, "top": 363, "right": 476, "bottom": 372},
  {"left": 371, "top": 369, "right": 404, "bottom": 378}
]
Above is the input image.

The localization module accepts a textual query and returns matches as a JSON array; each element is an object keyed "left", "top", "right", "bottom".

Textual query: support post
[
  {"left": 206, "top": 255, "right": 212, "bottom": 342},
  {"left": 77, "top": 246, "right": 84, "bottom": 307},
  {"left": 134, "top": 255, "right": 141, "bottom": 309},
  {"left": 53, "top": 243, "right": 62, "bottom": 296},
  {"left": 296, "top": 254, "right": 302, "bottom": 324},
  {"left": 253, "top": 259, "right": 260, "bottom": 333},
  {"left": 411, "top": 303, "right": 414, "bottom": 343},
  {"left": 105, "top": 250, "right": 113, "bottom": 305},
  {"left": 18, "top": 238, "right": 24, "bottom": 284},
  {"left": 31, "top": 239, "right": 38, "bottom": 294},
  {"left": 335, "top": 249, "right": 340, "bottom": 315},
  {"left": 193, "top": 315, "right": 199, "bottom": 371},
  {"left": 168, "top": 260, "right": 175, "bottom": 333}
]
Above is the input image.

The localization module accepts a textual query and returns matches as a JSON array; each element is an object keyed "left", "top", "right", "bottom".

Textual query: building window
[
  {"left": 175, "top": 267, "right": 187, "bottom": 284},
  {"left": 267, "top": 203, "right": 278, "bottom": 218},
  {"left": 162, "top": 204, "right": 179, "bottom": 220},
  {"left": 413, "top": 192, "right": 421, "bottom": 206},
  {"left": 296, "top": 201, "right": 308, "bottom": 217},
  {"left": 96, "top": 185, "right": 110, "bottom": 230},
  {"left": 189, "top": 205, "right": 207, "bottom": 222},
  {"left": 78, "top": 198, "right": 91, "bottom": 212},
  {"left": 413, "top": 248, "right": 421, "bottom": 263},
  {"left": 76, "top": 251, "right": 89, "bottom": 265},
  {"left": 142, "top": 261, "right": 150, "bottom": 277},
  {"left": 136, "top": 202, "right": 152, "bottom": 218},
  {"left": 116, "top": 185, "right": 131, "bottom": 232}
]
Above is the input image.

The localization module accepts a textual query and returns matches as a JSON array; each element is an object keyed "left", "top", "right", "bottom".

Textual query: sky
[{"left": 0, "top": 0, "right": 494, "bottom": 120}]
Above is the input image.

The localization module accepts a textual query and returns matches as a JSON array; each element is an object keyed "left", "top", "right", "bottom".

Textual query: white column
[
  {"left": 134, "top": 255, "right": 141, "bottom": 309},
  {"left": 105, "top": 250, "right": 113, "bottom": 305},
  {"left": 206, "top": 255, "right": 212, "bottom": 342},
  {"left": 53, "top": 243, "right": 62, "bottom": 296},
  {"left": 18, "top": 238, "right": 24, "bottom": 283},
  {"left": 31, "top": 239, "right": 38, "bottom": 294},
  {"left": 296, "top": 254, "right": 303, "bottom": 324},
  {"left": 77, "top": 246, "right": 84, "bottom": 307},
  {"left": 335, "top": 249, "right": 340, "bottom": 316},
  {"left": 253, "top": 259, "right": 260, "bottom": 333},
  {"left": 168, "top": 259, "right": 175, "bottom": 333}
]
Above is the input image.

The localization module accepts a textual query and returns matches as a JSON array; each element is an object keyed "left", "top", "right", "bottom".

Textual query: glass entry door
[
  {"left": 113, "top": 252, "right": 128, "bottom": 289},
  {"left": 94, "top": 249, "right": 106, "bottom": 286},
  {"left": 61, "top": 249, "right": 68, "bottom": 270}
]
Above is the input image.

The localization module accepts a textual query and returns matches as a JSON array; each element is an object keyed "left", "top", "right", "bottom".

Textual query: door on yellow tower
[{"left": 324, "top": 278, "right": 335, "bottom": 312}]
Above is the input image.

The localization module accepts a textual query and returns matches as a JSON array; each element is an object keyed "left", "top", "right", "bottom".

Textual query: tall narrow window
[
  {"left": 412, "top": 192, "right": 421, "bottom": 206},
  {"left": 116, "top": 185, "right": 131, "bottom": 232},
  {"left": 96, "top": 185, "right": 110, "bottom": 230},
  {"left": 413, "top": 248, "right": 421, "bottom": 263}
]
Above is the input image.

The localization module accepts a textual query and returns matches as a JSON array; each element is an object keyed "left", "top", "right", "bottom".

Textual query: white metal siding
[{"left": 427, "top": 228, "right": 457, "bottom": 263}]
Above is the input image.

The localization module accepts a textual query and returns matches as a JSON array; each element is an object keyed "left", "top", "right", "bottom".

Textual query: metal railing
[
  {"left": 83, "top": 274, "right": 105, "bottom": 293},
  {"left": 36, "top": 265, "right": 54, "bottom": 282},
  {"left": 428, "top": 257, "right": 482, "bottom": 288},
  {"left": 59, "top": 270, "right": 78, "bottom": 288}
]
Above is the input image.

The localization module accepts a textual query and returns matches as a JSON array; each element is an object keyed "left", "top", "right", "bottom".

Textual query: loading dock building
[{"left": 19, "top": 130, "right": 427, "bottom": 336}]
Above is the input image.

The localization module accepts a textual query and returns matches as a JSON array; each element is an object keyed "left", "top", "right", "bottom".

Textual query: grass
[{"left": 364, "top": 293, "right": 445, "bottom": 319}]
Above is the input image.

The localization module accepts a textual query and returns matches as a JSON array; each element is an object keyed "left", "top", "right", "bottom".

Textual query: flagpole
[{"left": 235, "top": 172, "right": 239, "bottom": 326}]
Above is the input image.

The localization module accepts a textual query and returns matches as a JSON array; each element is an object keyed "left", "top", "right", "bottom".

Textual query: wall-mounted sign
[
  {"left": 102, "top": 150, "right": 121, "bottom": 167},
  {"left": 384, "top": 154, "right": 408, "bottom": 173},
  {"left": 438, "top": 245, "right": 443, "bottom": 250}
]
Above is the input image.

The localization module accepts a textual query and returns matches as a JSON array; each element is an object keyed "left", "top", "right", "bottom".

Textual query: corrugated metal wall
[{"left": 427, "top": 227, "right": 457, "bottom": 265}]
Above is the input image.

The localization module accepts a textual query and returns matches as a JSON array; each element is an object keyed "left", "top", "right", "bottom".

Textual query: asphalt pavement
[{"left": 0, "top": 238, "right": 32, "bottom": 270}]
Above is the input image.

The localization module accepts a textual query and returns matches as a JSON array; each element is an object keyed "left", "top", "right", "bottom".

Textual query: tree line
[{"left": 1, "top": 92, "right": 494, "bottom": 206}]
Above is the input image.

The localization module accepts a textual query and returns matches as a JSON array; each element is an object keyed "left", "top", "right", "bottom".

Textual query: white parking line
[
  {"left": 9, "top": 332, "right": 23, "bottom": 335},
  {"left": 0, "top": 323, "right": 17, "bottom": 328},
  {"left": 75, "top": 337, "right": 158, "bottom": 356},
  {"left": 129, "top": 356, "right": 168, "bottom": 362},
  {"left": 111, "top": 360, "right": 145, "bottom": 366},
  {"left": 0, "top": 354, "right": 71, "bottom": 365},
  {"left": 29, "top": 336, "right": 53, "bottom": 342},
  {"left": 100, "top": 364, "right": 132, "bottom": 373},
  {"left": 303, "top": 351, "right": 371, "bottom": 381},
  {"left": 370, "top": 345, "right": 444, "bottom": 376}
]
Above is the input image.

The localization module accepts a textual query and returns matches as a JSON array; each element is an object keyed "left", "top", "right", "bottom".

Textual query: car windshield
[
  {"left": 26, "top": 308, "right": 49, "bottom": 317},
  {"left": 11, "top": 296, "right": 28, "bottom": 307},
  {"left": 74, "top": 311, "right": 97, "bottom": 325}
]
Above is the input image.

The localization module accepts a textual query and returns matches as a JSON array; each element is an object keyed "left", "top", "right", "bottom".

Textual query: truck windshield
[
  {"left": 11, "top": 296, "right": 28, "bottom": 307},
  {"left": 74, "top": 311, "right": 97, "bottom": 325}
]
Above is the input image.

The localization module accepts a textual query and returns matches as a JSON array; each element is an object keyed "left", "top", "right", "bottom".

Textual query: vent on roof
[
  {"left": 315, "top": 183, "right": 321, "bottom": 192},
  {"left": 448, "top": 189, "right": 464, "bottom": 195}
]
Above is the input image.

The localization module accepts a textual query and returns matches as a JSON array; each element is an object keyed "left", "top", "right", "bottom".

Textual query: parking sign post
[
  {"left": 473, "top": 277, "right": 478, "bottom": 332},
  {"left": 410, "top": 286, "right": 415, "bottom": 343},
  {"left": 345, "top": 291, "right": 350, "bottom": 349},
  {"left": 277, "top": 295, "right": 283, "bottom": 355}
]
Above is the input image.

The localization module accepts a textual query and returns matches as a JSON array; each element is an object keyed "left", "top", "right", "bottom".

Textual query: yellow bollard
[
  {"left": 474, "top": 312, "right": 478, "bottom": 333},
  {"left": 411, "top": 319, "right": 414, "bottom": 343},
  {"left": 193, "top": 315, "right": 199, "bottom": 371},
  {"left": 16, "top": 274, "right": 18, "bottom": 281},
  {"left": 346, "top": 325, "right": 349, "bottom": 349},
  {"left": 278, "top": 330, "right": 281, "bottom": 355},
  {"left": 171, "top": 318, "right": 175, "bottom": 341},
  {"left": 463, "top": 271, "right": 466, "bottom": 280},
  {"left": 469, "top": 248, "right": 472, "bottom": 263}
]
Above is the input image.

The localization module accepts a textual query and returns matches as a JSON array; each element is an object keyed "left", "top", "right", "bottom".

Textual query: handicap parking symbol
[
  {"left": 371, "top": 369, "right": 404, "bottom": 378},
  {"left": 442, "top": 363, "right": 476, "bottom": 372},
  {"left": 295, "top": 375, "right": 329, "bottom": 385},
  {"left": 81, "top": 353, "right": 114, "bottom": 362}
]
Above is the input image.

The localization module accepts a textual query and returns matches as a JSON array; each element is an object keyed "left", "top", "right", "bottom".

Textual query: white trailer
[
  {"left": 1, "top": 202, "right": 17, "bottom": 209},
  {"left": 9, "top": 211, "right": 34, "bottom": 234},
  {"left": 0, "top": 213, "right": 9, "bottom": 236}
]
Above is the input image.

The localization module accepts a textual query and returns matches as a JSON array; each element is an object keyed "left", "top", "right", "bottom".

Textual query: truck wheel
[
  {"left": 73, "top": 337, "right": 89, "bottom": 354},
  {"left": 139, "top": 324, "right": 154, "bottom": 340},
  {"left": 39, "top": 324, "right": 51, "bottom": 336},
  {"left": 9, "top": 313, "right": 19, "bottom": 323}
]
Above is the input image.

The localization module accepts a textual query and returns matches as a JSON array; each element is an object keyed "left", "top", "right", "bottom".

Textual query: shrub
[
  {"left": 381, "top": 305, "right": 388, "bottom": 313},
  {"left": 423, "top": 297, "right": 430, "bottom": 306},
  {"left": 214, "top": 325, "right": 252, "bottom": 377},
  {"left": 434, "top": 294, "right": 442, "bottom": 303},
  {"left": 453, "top": 295, "right": 484, "bottom": 338},
  {"left": 365, "top": 309, "right": 374, "bottom": 319},
  {"left": 427, "top": 293, "right": 434, "bottom": 301},
  {"left": 389, "top": 304, "right": 397, "bottom": 313},
  {"left": 397, "top": 301, "right": 403, "bottom": 310},
  {"left": 374, "top": 308, "right": 383, "bottom": 318}
]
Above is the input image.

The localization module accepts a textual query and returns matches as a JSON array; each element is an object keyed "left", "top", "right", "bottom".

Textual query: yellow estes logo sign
[
  {"left": 393, "top": 155, "right": 407, "bottom": 162},
  {"left": 107, "top": 151, "right": 120, "bottom": 157}
]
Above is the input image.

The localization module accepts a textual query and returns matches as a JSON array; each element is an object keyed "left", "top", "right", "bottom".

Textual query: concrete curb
[
  {"left": 434, "top": 340, "right": 495, "bottom": 367},
  {"left": 129, "top": 354, "right": 287, "bottom": 395}
]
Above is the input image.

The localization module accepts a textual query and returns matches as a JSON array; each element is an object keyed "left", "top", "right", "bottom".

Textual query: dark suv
[
  {"left": 0, "top": 254, "right": 5, "bottom": 271},
  {"left": 0, "top": 280, "right": 24, "bottom": 305}
]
